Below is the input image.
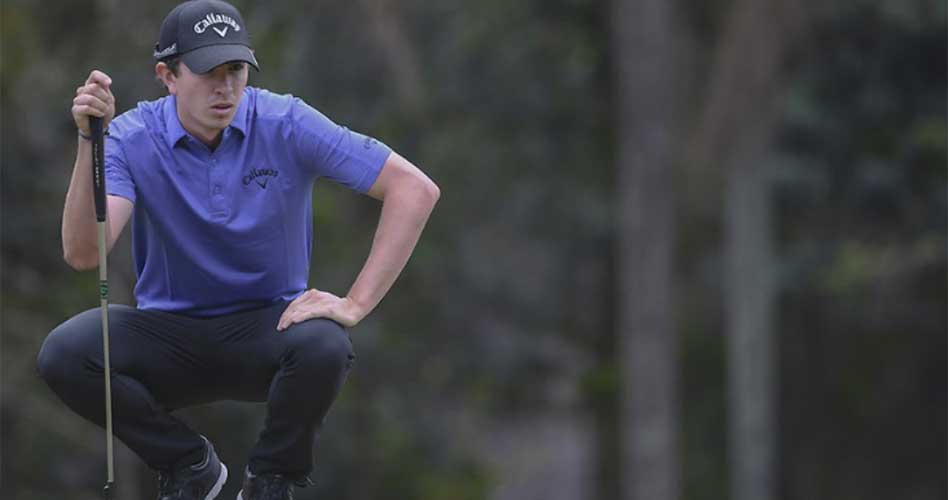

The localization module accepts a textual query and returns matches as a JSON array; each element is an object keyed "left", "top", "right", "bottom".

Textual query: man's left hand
[{"left": 277, "top": 289, "right": 365, "bottom": 331}]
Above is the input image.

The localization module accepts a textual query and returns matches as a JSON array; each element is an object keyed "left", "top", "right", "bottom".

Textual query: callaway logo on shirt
[
  {"left": 243, "top": 167, "right": 279, "bottom": 189},
  {"left": 194, "top": 13, "right": 241, "bottom": 38}
]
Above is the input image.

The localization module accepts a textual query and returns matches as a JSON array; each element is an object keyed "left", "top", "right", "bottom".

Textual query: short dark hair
[
  {"left": 162, "top": 56, "right": 183, "bottom": 77},
  {"left": 156, "top": 56, "right": 182, "bottom": 90}
]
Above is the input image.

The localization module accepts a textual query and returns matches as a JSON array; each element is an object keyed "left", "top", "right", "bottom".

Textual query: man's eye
[{"left": 230, "top": 63, "right": 245, "bottom": 72}]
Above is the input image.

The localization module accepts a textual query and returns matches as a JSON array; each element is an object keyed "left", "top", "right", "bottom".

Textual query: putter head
[{"left": 103, "top": 480, "right": 113, "bottom": 499}]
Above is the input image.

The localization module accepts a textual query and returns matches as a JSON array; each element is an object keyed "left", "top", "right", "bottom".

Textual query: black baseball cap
[{"left": 153, "top": 0, "right": 260, "bottom": 74}]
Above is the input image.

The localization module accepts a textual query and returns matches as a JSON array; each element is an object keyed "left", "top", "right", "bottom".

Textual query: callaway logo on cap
[{"left": 153, "top": 0, "right": 260, "bottom": 74}]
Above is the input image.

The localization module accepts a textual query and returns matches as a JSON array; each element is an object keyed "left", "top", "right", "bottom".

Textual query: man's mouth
[{"left": 211, "top": 103, "right": 233, "bottom": 111}]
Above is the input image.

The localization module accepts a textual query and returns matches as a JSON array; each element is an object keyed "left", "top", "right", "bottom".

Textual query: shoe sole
[
  {"left": 236, "top": 491, "right": 244, "bottom": 500},
  {"left": 207, "top": 463, "right": 228, "bottom": 500}
]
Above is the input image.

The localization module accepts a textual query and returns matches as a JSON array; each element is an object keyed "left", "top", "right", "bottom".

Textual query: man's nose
[
  {"left": 213, "top": 72, "right": 235, "bottom": 93},
  {"left": 219, "top": 77, "right": 234, "bottom": 93}
]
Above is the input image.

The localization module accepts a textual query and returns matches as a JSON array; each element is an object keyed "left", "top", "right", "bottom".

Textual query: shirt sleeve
[
  {"left": 105, "top": 134, "right": 136, "bottom": 203},
  {"left": 290, "top": 98, "right": 392, "bottom": 193}
]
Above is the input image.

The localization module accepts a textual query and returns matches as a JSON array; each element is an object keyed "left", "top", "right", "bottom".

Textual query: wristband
[{"left": 79, "top": 128, "right": 109, "bottom": 141}]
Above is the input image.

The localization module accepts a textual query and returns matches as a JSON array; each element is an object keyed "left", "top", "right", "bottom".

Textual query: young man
[{"left": 37, "top": 1, "right": 439, "bottom": 499}]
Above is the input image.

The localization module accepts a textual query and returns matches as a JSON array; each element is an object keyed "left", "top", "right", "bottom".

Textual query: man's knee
[
  {"left": 37, "top": 326, "right": 77, "bottom": 389},
  {"left": 289, "top": 319, "right": 354, "bottom": 374},
  {"left": 36, "top": 308, "right": 102, "bottom": 388}
]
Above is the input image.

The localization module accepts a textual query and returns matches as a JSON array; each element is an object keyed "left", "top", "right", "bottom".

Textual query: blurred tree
[
  {"left": 611, "top": 0, "right": 682, "bottom": 499},
  {"left": 685, "top": 0, "right": 811, "bottom": 499}
]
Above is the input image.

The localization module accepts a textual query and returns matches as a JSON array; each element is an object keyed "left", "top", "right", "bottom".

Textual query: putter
[{"left": 89, "top": 116, "right": 115, "bottom": 499}]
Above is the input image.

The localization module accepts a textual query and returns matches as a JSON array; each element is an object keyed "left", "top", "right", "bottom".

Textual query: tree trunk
[
  {"left": 359, "top": 0, "right": 427, "bottom": 118},
  {"left": 725, "top": 127, "right": 778, "bottom": 500},
  {"left": 684, "top": 1, "right": 809, "bottom": 499},
  {"left": 610, "top": 0, "right": 681, "bottom": 499}
]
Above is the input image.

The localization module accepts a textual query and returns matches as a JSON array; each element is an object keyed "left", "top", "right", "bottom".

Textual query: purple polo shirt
[{"left": 104, "top": 86, "right": 391, "bottom": 316}]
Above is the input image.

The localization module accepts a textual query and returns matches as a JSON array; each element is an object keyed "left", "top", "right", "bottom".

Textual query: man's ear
[{"left": 155, "top": 62, "right": 177, "bottom": 95}]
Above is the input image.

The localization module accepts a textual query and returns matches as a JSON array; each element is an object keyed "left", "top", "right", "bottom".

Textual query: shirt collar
[
  {"left": 164, "top": 91, "right": 250, "bottom": 149},
  {"left": 164, "top": 95, "right": 188, "bottom": 149},
  {"left": 229, "top": 92, "right": 250, "bottom": 138}
]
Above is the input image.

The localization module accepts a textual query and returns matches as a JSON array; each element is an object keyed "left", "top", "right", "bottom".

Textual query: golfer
[{"left": 36, "top": 0, "right": 440, "bottom": 499}]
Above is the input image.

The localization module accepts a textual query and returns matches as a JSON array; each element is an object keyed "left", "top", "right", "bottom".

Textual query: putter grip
[{"left": 90, "top": 116, "right": 107, "bottom": 223}]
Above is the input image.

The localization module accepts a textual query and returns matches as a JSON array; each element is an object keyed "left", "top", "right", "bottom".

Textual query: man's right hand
[{"left": 72, "top": 70, "right": 115, "bottom": 136}]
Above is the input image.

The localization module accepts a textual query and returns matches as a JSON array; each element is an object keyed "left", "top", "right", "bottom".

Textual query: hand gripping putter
[{"left": 89, "top": 116, "right": 115, "bottom": 499}]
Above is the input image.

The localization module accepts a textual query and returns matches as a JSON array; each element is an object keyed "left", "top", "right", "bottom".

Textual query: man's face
[{"left": 163, "top": 60, "right": 249, "bottom": 143}]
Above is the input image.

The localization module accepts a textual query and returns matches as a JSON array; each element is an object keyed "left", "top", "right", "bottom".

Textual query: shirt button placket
[{"left": 209, "top": 156, "right": 225, "bottom": 215}]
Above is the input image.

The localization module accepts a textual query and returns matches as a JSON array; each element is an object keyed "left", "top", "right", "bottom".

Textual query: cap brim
[{"left": 181, "top": 44, "right": 260, "bottom": 74}]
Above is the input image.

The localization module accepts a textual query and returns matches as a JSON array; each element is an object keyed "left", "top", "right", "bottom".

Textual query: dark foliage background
[{"left": 2, "top": 1, "right": 944, "bottom": 499}]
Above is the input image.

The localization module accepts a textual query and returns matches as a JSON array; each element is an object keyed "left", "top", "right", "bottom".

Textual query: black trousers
[{"left": 36, "top": 300, "right": 355, "bottom": 479}]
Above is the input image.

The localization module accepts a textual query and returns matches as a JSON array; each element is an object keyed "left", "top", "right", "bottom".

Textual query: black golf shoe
[
  {"left": 157, "top": 436, "right": 228, "bottom": 500},
  {"left": 236, "top": 467, "right": 313, "bottom": 500}
]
